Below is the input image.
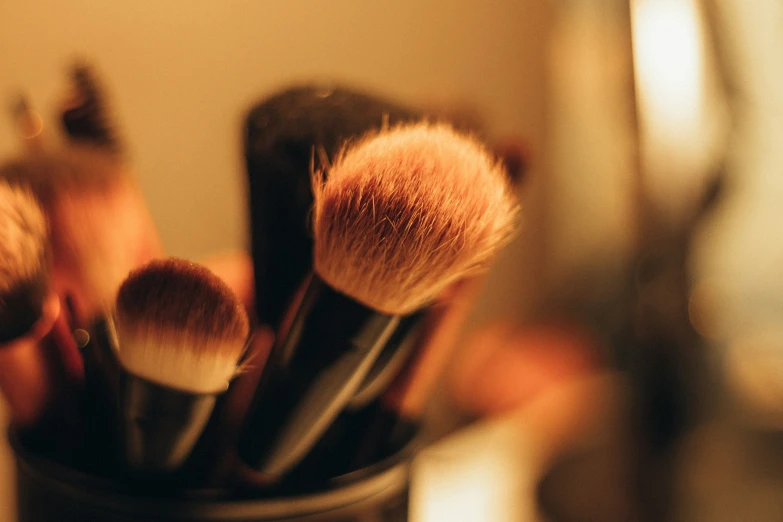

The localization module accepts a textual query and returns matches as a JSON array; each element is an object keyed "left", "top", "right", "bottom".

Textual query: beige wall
[
  {"left": 0, "top": 1, "right": 549, "bottom": 516},
  {"left": 0, "top": 0, "right": 547, "bottom": 259}
]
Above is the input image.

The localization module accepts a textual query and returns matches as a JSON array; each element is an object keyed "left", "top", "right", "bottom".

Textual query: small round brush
[
  {"left": 238, "top": 122, "right": 519, "bottom": 479},
  {"left": 114, "top": 257, "right": 250, "bottom": 472}
]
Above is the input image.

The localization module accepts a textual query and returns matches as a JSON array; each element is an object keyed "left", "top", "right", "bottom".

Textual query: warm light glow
[
  {"left": 631, "top": 0, "right": 713, "bottom": 220},
  {"left": 633, "top": 0, "right": 703, "bottom": 140},
  {"left": 726, "top": 327, "right": 783, "bottom": 429},
  {"left": 410, "top": 415, "right": 531, "bottom": 522}
]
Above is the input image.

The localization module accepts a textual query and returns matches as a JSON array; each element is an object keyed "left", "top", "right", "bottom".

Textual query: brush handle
[
  {"left": 120, "top": 372, "right": 217, "bottom": 472},
  {"left": 80, "top": 317, "right": 122, "bottom": 475},
  {"left": 238, "top": 275, "right": 399, "bottom": 477},
  {"left": 347, "top": 311, "right": 426, "bottom": 409}
]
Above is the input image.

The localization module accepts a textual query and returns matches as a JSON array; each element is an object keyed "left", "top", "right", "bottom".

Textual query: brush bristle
[
  {"left": 313, "top": 122, "right": 519, "bottom": 314},
  {"left": 0, "top": 181, "right": 49, "bottom": 341},
  {"left": 115, "top": 258, "right": 250, "bottom": 393},
  {"left": 1, "top": 149, "right": 161, "bottom": 321},
  {"left": 0, "top": 146, "right": 125, "bottom": 202},
  {"left": 61, "top": 62, "right": 122, "bottom": 154}
]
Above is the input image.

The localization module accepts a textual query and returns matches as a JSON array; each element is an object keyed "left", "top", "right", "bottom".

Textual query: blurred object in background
[
  {"left": 518, "top": 0, "right": 735, "bottom": 520},
  {"left": 525, "top": 2, "right": 645, "bottom": 518},
  {"left": 632, "top": 0, "right": 730, "bottom": 228},
  {"left": 450, "top": 322, "right": 598, "bottom": 418},
  {"left": 9, "top": 95, "right": 46, "bottom": 154},
  {"left": 426, "top": 0, "right": 644, "bottom": 519},
  {"left": 674, "top": 1, "right": 783, "bottom": 520},
  {"left": 411, "top": 411, "right": 536, "bottom": 522},
  {"left": 724, "top": 326, "right": 783, "bottom": 430},
  {"left": 544, "top": 0, "right": 639, "bottom": 305},
  {"left": 1, "top": 148, "right": 164, "bottom": 329},
  {"left": 59, "top": 61, "right": 124, "bottom": 156},
  {"left": 414, "top": 370, "right": 629, "bottom": 522},
  {"left": 243, "top": 85, "right": 421, "bottom": 330},
  {"left": 624, "top": 0, "right": 729, "bottom": 520},
  {"left": 690, "top": 0, "right": 783, "bottom": 425}
]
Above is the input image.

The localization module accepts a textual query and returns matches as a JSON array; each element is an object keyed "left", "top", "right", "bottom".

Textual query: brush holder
[{"left": 11, "top": 428, "right": 414, "bottom": 522}]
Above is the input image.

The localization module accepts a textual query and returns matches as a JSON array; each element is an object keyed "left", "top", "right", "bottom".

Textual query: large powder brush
[
  {"left": 314, "top": 122, "right": 518, "bottom": 314},
  {"left": 238, "top": 122, "right": 518, "bottom": 478},
  {"left": 244, "top": 84, "right": 421, "bottom": 330},
  {"left": 115, "top": 258, "right": 249, "bottom": 472}
]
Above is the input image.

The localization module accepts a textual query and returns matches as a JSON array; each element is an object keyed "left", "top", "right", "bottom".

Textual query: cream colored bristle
[
  {"left": 0, "top": 180, "right": 47, "bottom": 294},
  {"left": 115, "top": 258, "right": 250, "bottom": 394},
  {"left": 313, "top": 122, "right": 519, "bottom": 314}
]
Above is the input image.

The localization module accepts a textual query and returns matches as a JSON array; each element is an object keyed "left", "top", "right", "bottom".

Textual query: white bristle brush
[{"left": 114, "top": 257, "right": 250, "bottom": 471}]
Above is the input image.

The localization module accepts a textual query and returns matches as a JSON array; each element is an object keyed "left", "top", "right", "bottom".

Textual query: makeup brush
[
  {"left": 243, "top": 85, "right": 527, "bottom": 410},
  {"left": 114, "top": 257, "right": 250, "bottom": 472},
  {"left": 60, "top": 61, "right": 123, "bottom": 155},
  {"left": 0, "top": 179, "right": 59, "bottom": 426},
  {"left": 245, "top": 85, "right": 525, "bottom": 329},
  {"left": 0, "top": 181, "right": 49, "bottom": 342},
  {"left": 2, "top": 147, "right": 162, "bottom": 472},
  {"left": 0, "top": 180, "right": 87, "bottom": 470},
  {"left": 237, "top": 122, "right": 519, "bottom": 479},
  {"left": 1, "top": 147, "right": 164, "bottom": 329},
  {"left": 244, "top": 84, "right": 421, "bottom": 331}
]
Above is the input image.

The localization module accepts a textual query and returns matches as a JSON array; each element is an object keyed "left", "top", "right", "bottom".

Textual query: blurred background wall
[
  {"left": 0, "top": 0, "right": 550, "bottom": 516},
  {"left": 0, "top": 0, "right": 549, "bottom": 259}
]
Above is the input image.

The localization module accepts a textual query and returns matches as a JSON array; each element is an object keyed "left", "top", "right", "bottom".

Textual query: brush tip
[
  {"left": 115, "top": 258, "right": 250, "bottom": 393},
  {"left": 313, "top": 122, "right": 519, "bottom": 314},
  {"left": 0, "top": 180, "right": 49, "bottom": 341}
]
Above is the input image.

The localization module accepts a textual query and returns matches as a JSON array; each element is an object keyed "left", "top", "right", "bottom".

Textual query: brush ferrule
[
  {"left": 348, "top": 310, "right": 428, "bottom": 409},
  {"left": 120, "top": 370, "right": 218, "bottom": 473},
  {"left": 238, "top": 274, "right": 402, "bottom": 476}
]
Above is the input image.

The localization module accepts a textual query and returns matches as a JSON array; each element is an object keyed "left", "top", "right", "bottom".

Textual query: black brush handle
[
  {"left": 347, "top": 311, "right": 426, "bottom": 409},
  {"left": 237, "top": 275, "right": 399, "bottom": 477},
  {"left": 120, "top": 372, "right": 218, "bottom": 472},
  {"left": 80, "top": 317, "right": 122, "bottom": 475}
]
